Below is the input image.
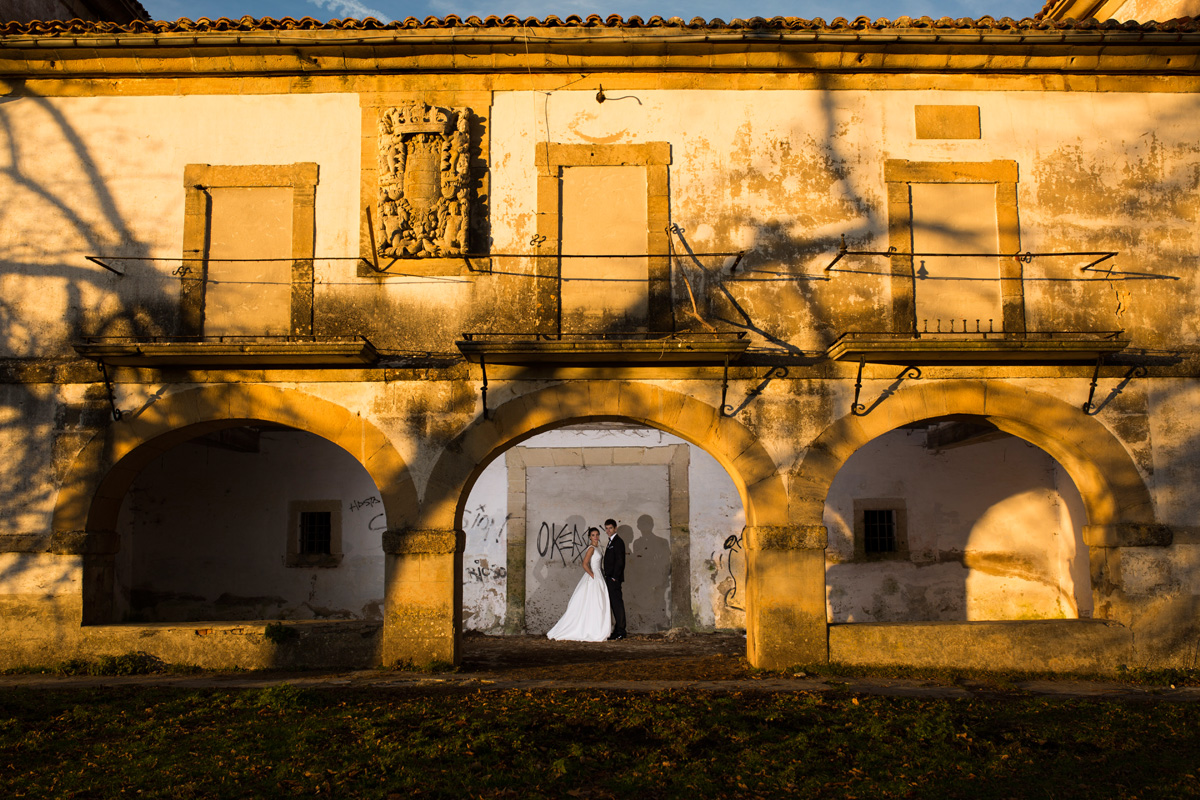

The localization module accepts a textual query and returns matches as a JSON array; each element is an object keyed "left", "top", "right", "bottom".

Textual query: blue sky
[{"left": 143, "top": 0, "right": 1046, "bottom": 24}]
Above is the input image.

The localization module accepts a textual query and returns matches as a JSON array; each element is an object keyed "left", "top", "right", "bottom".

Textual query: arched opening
[
  {"left": 824, "top": 418, "right": 1090, "bottom": 623},
  {"left": 113, "top": 424, "right": 386, "bottom": 623},
  {"left": 52, "top": 385, "right": 417, "bottom": 657},
  {"left": 796, "top": 381, "right": 1156, "bottom": 671},
  {"left": 405, "top": 380, "right": 799, "bottom": 669},
  {"left": 458, "top": 422, "right": 748, "bottom": 637}
]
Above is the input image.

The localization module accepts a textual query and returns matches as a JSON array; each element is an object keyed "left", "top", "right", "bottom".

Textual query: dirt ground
[
  {"left": 459, "top": 630, "right": 751, "bottom": 681},
  {"left": 3, "top": 631, "right": 1198, "bottom": 700}
]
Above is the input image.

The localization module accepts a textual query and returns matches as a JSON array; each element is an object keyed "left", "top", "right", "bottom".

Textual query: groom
[{"left": 603, "top": 518, "right": 627, "bottom": 640}]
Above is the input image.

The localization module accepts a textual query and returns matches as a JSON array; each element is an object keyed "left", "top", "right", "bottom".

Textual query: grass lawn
[{"left": 1, "top": 685, "right": 1197, "bottom": 798}]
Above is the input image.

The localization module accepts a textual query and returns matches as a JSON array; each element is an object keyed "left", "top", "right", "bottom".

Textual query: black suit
[{"left": 603, "top": 533, "right": 626, "bottom": 637}]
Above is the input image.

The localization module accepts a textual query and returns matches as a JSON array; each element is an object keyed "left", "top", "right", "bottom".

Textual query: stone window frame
[
  {"left": 286, "top": 500, "right": 343, "bottom": 568},
  {"left": 534, "top": 143, "right": 673, "bottom": 333},
  {"left": 884, "top": 159, "right": 1024, "bottom": 336},
  {"left": 181, "top": 163, "right": 319, "bottom": 338},
  {"left": 852, "top": 498, "right": 909, "bottom": 561},
  {"left": 502, "top": 443, "right": 690, "bottom": 632}
]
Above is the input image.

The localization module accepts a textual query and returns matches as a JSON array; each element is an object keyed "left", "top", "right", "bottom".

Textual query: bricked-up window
[
  {"left": 180, "top": 163, "right": 318, "bottom": 339},
  {"left": 863, "top": 509, "right": 897, "bottom": 553},
  {"left": 299, "top": 511, "right": 332, "bottom": 555},
  {"left": 534, "top": 143, "right": 673, "bottom": 333},
  {"left": 853, "top": 499, "right": 908, "bottom": 560},
  {"left": 287, "top": 501, "right": 342, "bottom": 568},
  {"left": 883, "top": 160, "right": 1024, "bottom": 336}
]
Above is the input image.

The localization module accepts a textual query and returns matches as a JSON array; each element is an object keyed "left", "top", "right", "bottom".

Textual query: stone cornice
[{"left": 1, "top": 22, "right": 1199, "bottom": 80}]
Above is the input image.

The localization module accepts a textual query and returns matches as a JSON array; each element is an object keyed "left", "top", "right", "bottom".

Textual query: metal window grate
[
  {"left": 299, "top": 511, "right": 332, "bottom": 555},
  {"left": 863, "top": 509, "right": 897, "bottom": 553}
]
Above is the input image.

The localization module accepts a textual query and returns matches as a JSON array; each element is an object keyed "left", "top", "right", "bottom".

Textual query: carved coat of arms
[{"left": 377, "top": 103, "right": 472, "bottom": 258}]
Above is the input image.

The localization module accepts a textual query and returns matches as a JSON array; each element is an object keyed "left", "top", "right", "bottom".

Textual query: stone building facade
[{"left": 0, "top": 13, "right": 1198, "bottom": 672}]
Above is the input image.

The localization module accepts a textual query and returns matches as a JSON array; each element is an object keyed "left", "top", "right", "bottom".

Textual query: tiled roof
[
  {"left": 2, "top": 14, "right": 1198, "bottom": 36},
  {"left": 1036, "top": 0, "right": 1062, "bottom": 16}
]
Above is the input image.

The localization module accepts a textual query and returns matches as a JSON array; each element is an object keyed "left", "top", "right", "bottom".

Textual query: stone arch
[
  {"left": 421, "top": 381, "right": 786, "bottom": 532},
  {"left": 793, "top": 379, "right": 1155, "bottom": 530},
  {"left": 53, "top": 383, "right": 417, "bottom": 549}
]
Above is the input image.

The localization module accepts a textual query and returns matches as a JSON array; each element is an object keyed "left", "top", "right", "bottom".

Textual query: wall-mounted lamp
[{"left": 596, "top": 85, "right": 606, "bottom": 103}]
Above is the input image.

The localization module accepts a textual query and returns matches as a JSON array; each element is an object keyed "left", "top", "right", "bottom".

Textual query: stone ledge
[
  {"left": 1083, "top": 523, "right": 1173, "bottom": 548},
  {"left": 48, "top": 530, "right": 120, "bottom": 555},
  {"left": 74, "top": 337, "right": 379, "bottom": 368},
  {"left": 825, "top": 332, "right": 1130, "bottom": 365},
  {"left": 0, "top": 534, "right": 51, "bottom": 553},
  {"left": 383, "top": 529, "right": 462, "bottom": 555},
  {"left": 830, "top": 619, "right": 1133, "bottom": 673},
  {"left": 743, "top": 525, "right": 827, "bottom": 551},
  {"left": 457, "top": 334, "right": 749, "bottom": 365}
]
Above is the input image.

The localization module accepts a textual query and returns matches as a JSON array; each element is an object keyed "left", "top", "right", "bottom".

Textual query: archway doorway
[
  {"left": 824, "top": 418, "right": 1090, "bottom": 623},
  {"left": 409, "top": 379, "right": 798, "bottom": 669},
  {"left": 459, "top": 423, "right": 747, "bottom": 637},
  {"left": 112, "top": 425, "right": 386, "bottom": 624}
]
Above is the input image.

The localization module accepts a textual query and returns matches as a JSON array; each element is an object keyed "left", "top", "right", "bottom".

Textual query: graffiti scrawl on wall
[
  {"left": 720, "top": 533, "right": 744, "bottom": 612},
  {"left": 467, "top": 558, "right": 507, "bottom": 584},
  {"left": 350, "top": 495, "right": 388, "bottom": 532},
  {"left": 463, "top": 503, "right": 510, "bottom": 544},
  {"left": 708, "top": 532, "right": 745, "bottom": 628},
  {"left": 349, "top": 496, "right": 382, "bottom": 513},
  {"left": 536, "top": 520, "right": 589, "bottom": 566}
]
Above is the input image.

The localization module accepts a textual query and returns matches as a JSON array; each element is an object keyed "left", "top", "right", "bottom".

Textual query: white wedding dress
[{"left": 546, "top": 546, "right": 613, "bottom": 642}]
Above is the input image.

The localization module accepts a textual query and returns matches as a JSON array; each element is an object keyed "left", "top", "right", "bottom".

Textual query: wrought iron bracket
[
  {"left": 480, "top": 354, "right": 490, "bottom": 421},
  {"left": 1083, "top": 361, "right": 1148, "bottom": 416},
  {"left": 851, "top": 356, "right": 866, "bottom": 414},
  {"left": 84, "top": 256, "right": 126, "bottom": 276},
  {"left": 719, "top": 357, "right": 730, "bottom": 417},
  {"left": 723, "top": 366, "right": 788, "bottom": 417},
  {"left": 96, "top": 361, "right": 123, "bottom": 421},
  {"left": 1082, "top": 356, "right": 1104, "bottom": 415},
  {"left": 852, "top": 358, "right": 921, "bottom": 416}
]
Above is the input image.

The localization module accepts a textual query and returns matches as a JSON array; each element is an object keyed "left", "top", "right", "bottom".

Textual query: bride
[{"left": 546, "top": 527, "right": 613, "bottom": 642}]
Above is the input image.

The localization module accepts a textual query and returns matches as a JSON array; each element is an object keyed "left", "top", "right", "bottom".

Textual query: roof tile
[{"left": 1, "top": 13, "right": 1197, "bottom": 36}]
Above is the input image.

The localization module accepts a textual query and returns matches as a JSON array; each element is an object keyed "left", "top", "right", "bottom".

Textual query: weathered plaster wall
[
  {"left": 825, "top": 428, "right": 1090, "bottom": 623},
  {"left": 3, "top": 89, "right": 1198, "bottom": 357},
  {"left": 484, "top": 89, "right": 1200, "bottom": 352},
  {"left": 0, "top": 551, "right": 81, "bottom": 622},
  {"left": 0, "top": 93, "right": 360, "bottom": 353},
  {"left": 114, "top": 429, "right": 385, "bottom": 622},
  {"left": 0, "top": 383, "right": 69, "bottom": 539}
]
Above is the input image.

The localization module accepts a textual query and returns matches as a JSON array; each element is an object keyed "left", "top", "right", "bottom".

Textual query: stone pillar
[
  {"left": 381, "top": 529, "right": 463, "bottom": 667},
  {"left": 743, "top": 525, "right": 828, "bottom": 670},
  {"left": 667, "top": 444, "right": 693, "bottom": 630},
  {"left": 1084, "top": 523, "right": 1173, "bottom": 624},
  {"left": 51, "top": 530, "right": 120, "bottom": 625},
  {"left": 504, "top": 450, "right": 527, "bottom": 634}
]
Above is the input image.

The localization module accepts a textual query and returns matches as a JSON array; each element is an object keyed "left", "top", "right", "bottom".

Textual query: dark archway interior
[
  {"left": 458, "top": 422, "right": 748, "bottom": 637},
  {"left": 824, "top": 417, "right": 1091, "bottom": 623},
  {"left": 111, "top": 426, "right": 386, "bottom": 623}
]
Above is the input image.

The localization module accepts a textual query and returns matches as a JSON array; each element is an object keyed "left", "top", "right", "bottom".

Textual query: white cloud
[{"left": 306, "top": 0, "right": 394, "bottom": 22}]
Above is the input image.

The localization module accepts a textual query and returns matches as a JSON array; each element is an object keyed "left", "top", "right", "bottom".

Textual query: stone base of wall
[
  {"left": 830, "top": 620, "right": 1134, "bottom": 674},
  {"left": 0, "top": 618, "right": 381, "bottom": 670}
]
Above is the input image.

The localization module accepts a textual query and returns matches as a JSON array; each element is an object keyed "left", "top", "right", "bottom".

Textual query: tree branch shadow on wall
[{"left": 0, "top": 87, "right": 179, "bottom": 630}]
